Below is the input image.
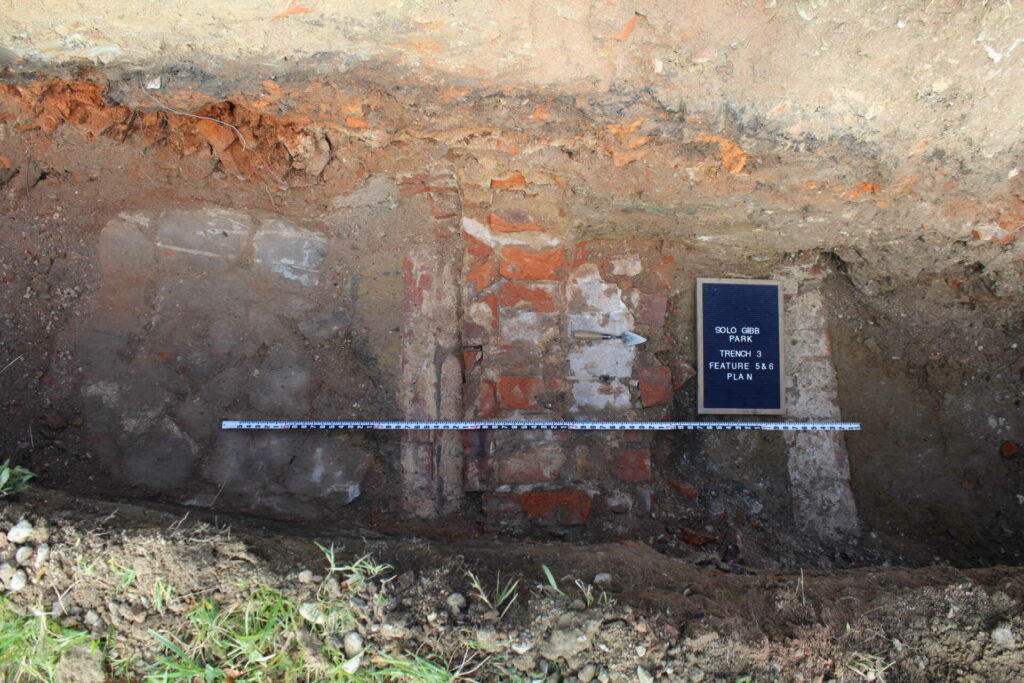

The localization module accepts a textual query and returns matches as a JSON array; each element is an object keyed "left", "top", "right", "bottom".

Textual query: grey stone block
[
  {"left": 299, "top": 308, "right": 351, "bottom": 342},
  {"left": 250, "top": 347, "right": 313, "bottom": 415},
  {"left": 253, "top": 219, "right": 327, "bottom": 287},
  {"left": 121, "top": 417, "right": 200, "bottom": 491},
  {"left": 283, "top": 437, "right": 370, "bottom": 503},
  {"left": 156, "top": 208, "right": 252, "bottom": 262}
]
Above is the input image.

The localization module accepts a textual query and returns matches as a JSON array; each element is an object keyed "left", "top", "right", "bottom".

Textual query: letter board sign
[{"left": 697, "top": 278, "right": 785, "bottom": 415}]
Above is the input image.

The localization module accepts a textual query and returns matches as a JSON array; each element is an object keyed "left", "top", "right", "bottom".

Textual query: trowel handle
[{"left": 572, "top": 330, "right": 616, "bottom": 341}]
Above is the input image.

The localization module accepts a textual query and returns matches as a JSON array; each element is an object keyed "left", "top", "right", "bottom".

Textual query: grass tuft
[{"left": 0, "top": 596, "right": 100, "bottom": 682}]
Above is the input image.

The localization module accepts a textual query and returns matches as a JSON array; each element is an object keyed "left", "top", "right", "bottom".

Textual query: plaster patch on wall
[
  {"left": 781, "top": 278, "right": 859, "bottom": 540},
  {"left": 566, "top": 263, "right": 636, "bottom": 413}
]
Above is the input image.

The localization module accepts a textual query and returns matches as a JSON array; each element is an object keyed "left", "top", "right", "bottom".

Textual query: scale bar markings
[{"left": 222, "top": 420, "right": 860, "bottom": 431}]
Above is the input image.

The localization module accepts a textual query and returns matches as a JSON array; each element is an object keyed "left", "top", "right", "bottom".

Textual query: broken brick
[
  {"left": 1002, "top": 441, "right": 1019, "bottom": 458},
  {"left": 491, "top": 343, "right": 542, "bottom": 375},
  {"left": 495, "top": 443, "right": 566, "bottom": 485},
  {"left": 195, "top": 117, "right": 237, "bottom": 153},
  {"left": 497, "top": 376, "right": 541, "bottom": 411},
  {"left": 490, "top": 173, "right": 527, "bottom": 189},
  {"left": 638, "top": 293, "right": 668, "bottom": 328},
  {"left": 667, "top": 477, "right": 699, "bottom": 499},
  {"left": 670, "top": 361, "right": 697, "bottom": 390},
  {"left": 478, "top": 379, "right": 499, "bottom": 418},
  {"left": 462, "top": 322, "right": 487, "bottom": 347},
  {"left": 638, "top": 366, "right": 673, "bottom": 407},
  {"left": 497, "top": 282, "right": 556, "bottom": 312},
  {"left": 467, "top": 257, "right": 498, "bottom": 291},
  {"left": 463, "top": 348, "right": 481, "bottom": 375},
  {"left": 489, "top": 210, "right": 545, "bottom": 233},
  {"left": 616, "top": 448, "right": 652, "bottom": 482},
  {"left": 465, "top": 234, "right": 494, "bottom": 258},
  {"left": 499, "top": 246, "right": 564, "bottom": 280},
  {"left": 519, "top": 490, "right": 592, "bottom": 525},
  {"left": 677, "top": 526, "right": 717, "bottom": 547}
]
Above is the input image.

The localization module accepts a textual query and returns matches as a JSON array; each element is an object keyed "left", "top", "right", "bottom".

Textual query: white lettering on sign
[
  {"left": 708, "top": 362, "right": 750, "bottom": 370},
  {"left": 719, "top": 349, "right": 751, "bottom": 358}
]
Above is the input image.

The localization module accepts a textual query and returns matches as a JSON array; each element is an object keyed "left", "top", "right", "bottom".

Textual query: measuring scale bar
[{"left": 222, "top": 420, "right": 860, "bottom": 431}]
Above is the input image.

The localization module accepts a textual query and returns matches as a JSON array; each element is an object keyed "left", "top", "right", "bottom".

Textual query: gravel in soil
[{"left": 0, "top": 490, "right": 1022, "bottom": 681}]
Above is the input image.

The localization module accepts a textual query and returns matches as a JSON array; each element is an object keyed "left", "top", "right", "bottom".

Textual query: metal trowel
[{"left": 571, "top": 330, "right": 647, "bottom": 346}]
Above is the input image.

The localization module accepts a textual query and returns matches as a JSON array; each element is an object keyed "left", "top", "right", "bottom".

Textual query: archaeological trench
[{"left": 1, "top": 0, "right": 1023, "bottom": 600}]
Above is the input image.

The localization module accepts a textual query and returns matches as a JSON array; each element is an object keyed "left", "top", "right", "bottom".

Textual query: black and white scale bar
[{"left": 222, "top": 420, "right": 860, "bottom": 432}]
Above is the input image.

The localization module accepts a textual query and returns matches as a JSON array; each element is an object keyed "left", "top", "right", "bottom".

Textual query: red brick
[
  {"left": 489, "top": 210, "right": 545, "bottom": 233},
  {"left": 623, "top": 430, "right": 645, "bottom": 443},
  {"left": 667, "top": 477, "right": 699, "bottom": 499},
  {"left": 491, "top": 343, "right": 541, "bottom": 375},
  {"left": 616, "top": 448, "right": 652, "bottom": 482},
  {"left": 1002, "top": 441, "right": 1020, "bottom": 458},
  {"left": 638, "top": 293, "right": 668, "bottom": 327},
  {"left": 519, "top": 490, "right": 592, "bottom": 525},
  {"left": 467, "top": 258, "right": 498, "bottom": 291},
  {"left": 480, "top": 293, "right": 498, "bottom": 320},
  {"left": 499, "top": 246, "right": 564, "bottom": 280},
  {"left": 670, "top": 361, "right": 696, "bottom": 389},
  {"left": 463, "top": 348, "right": 481, "bottom": 375},
  {"left": 462, "top": 322, "right": 487, "bottom": 346},
  {"left": 495, "top": 444, "right": 566, "bottom": 485},
  {"left": 638, "top": 366, "right": 672, "bottom": 407},
  {"left": 478, "top": 379, "right": 499, "bottom": 418},
  {"left": 497, "top": 376, "right": 541, "bottom": 410},
  {"left": 497, "top": 282, "right": 556, "bottom": 312},
  {"left": 490, "top": 173, "right": 527, "bottom": 189},
  {"left": 429, "top": 197, "right": 459, "bottom": 220},
  {"left": 677, "top": 526, "right": 717, "bottom": 547},
  {"left": 465, "top": 234, "right": 493, "bottom": 258},
  {"left": 465, "top": 235, "right": 498, "bottom": 291}
]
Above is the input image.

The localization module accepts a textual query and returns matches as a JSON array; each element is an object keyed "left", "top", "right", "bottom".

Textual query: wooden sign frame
[{"left": 697, "top": 277, "right": 785, "bottom": 415}]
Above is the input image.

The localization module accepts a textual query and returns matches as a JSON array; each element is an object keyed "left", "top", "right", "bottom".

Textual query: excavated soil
[{"left": 1, "top": 489, "right": 1023, "bottom": 681}]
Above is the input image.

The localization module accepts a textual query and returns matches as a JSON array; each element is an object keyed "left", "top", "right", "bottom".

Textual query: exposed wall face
[{"left": 1, "top": 0, "right": 1022, "bottom": 561}]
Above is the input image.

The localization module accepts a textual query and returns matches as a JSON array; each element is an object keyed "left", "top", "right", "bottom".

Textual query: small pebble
[
  {"left": 8, "top": 569, "right": 27, "bottom": 592},
  {"left": 569, "top": 598, "right": 586, "bottom": 611},
  {"left": 342, "top": 631, "right": 364, "bottom": 658},
  {"left": 7, "top": 520, "right": 33, "bottom": 544},
  {"left": 593, "top": 573, "right": 612, "bottom": 587},
  {"left": 578, "top": 663, "right": 598, "bottom": 682},
  {"left": 298, "top": 603, "right": 326, "bottom": 625},
  {"left": 15, "top": 546, "right": 33, "bottom": 566},
  {"left": 636, "top": 644, "right": 647, "bottom": 657},
  {"left": 446, "top": 592, "right": 467, "bottom": 613},
  {"left": 84, "top": 610, "right": 103, "bottom": 631},
  {"left": 341, "top": 655, "right": 361, "bottom": 674},
  {"left": 33, "top": 543, "right": 49, "bottom": 569},
  {"left": 511, "top": 637, "right": 533, "bottom": 655},
  {"left": 637, "top": 665, "right": 654, "bottom": 683},
  {"left": 991, "top": 623, "right": 1016, "bottom": 648},
  {"left": 297, "top": 570, "right": 314, "bottom": 584}
]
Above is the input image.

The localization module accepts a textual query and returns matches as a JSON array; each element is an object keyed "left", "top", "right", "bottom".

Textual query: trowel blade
[{"left": 620, "top": 330, "right": 647, "bottom": 346}]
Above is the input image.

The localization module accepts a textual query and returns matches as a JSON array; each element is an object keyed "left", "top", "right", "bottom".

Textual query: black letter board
[{"left": 697, "top": 278, "right": 785, "bottom": 415}]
